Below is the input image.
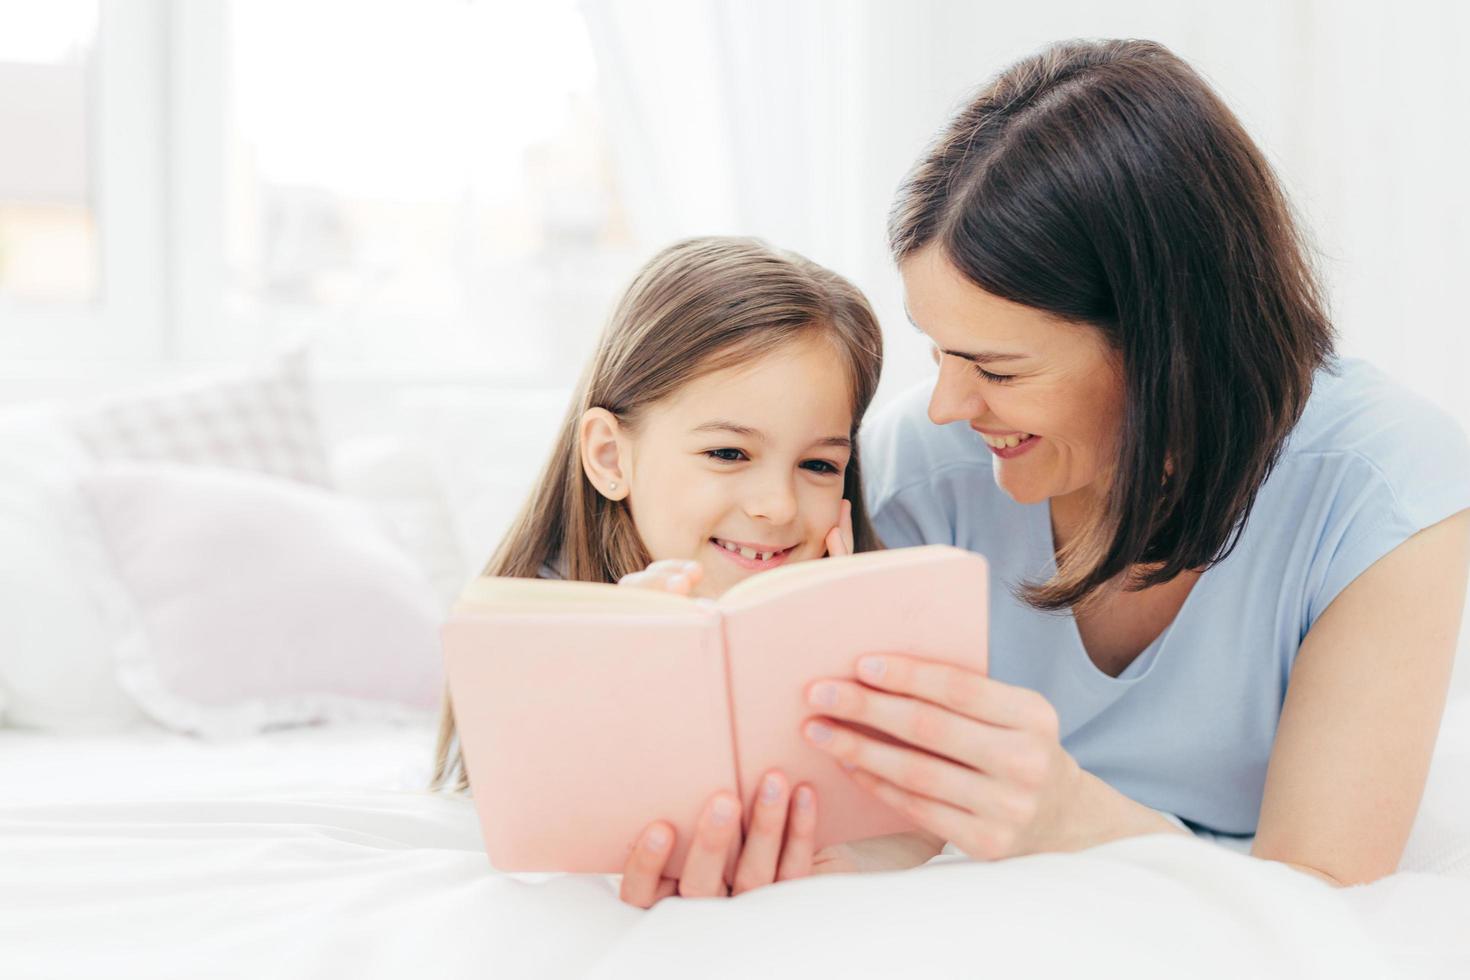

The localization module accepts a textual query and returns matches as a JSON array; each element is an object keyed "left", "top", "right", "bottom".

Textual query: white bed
[
  {"left": 2, "top": 699, "right": 1468, "bottom": 980},
  {"left": 4, "top": 373, "right": 1468, "bottom": 979}
]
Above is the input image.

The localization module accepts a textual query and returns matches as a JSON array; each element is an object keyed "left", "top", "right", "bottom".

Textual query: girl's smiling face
[
  {"left": 900, "top": 246, "right": 1126, "bottom": 515},
  {"left": 583, "top": 334, "right": 854, "bottom": 598}
]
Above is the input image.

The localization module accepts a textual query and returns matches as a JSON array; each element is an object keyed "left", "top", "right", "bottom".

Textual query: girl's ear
[{"left": 579, "top": 407, "right": 630, "bottom": 501}]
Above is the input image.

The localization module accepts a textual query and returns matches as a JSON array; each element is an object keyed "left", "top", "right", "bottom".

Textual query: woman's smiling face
[{"left": 900, "top": 246, "right": 1126, "bottom": 512}]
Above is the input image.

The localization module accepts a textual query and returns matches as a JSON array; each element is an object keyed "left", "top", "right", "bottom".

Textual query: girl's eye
[
  {"left": 972, "top": 363, "right": 1015, "bottom": 384},
  {"left": 705, "top": 448, "right": 748, "bottom": 463},
  {"left": 800, "top": 459, "right": 841, "bottom": 475}
]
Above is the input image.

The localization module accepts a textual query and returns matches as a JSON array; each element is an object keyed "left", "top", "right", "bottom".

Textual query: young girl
[{"left": 430, "top": 236, "right": 944, "bottom": 904}]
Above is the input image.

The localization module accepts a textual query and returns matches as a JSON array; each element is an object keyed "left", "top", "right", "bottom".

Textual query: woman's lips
[{"left": 977, "top": 432, "right": 1041, "bottom": 459}]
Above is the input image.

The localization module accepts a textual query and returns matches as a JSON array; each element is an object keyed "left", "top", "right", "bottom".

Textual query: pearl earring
[{"left": 608, "top": 482, "right": 619, "bottom": 493}]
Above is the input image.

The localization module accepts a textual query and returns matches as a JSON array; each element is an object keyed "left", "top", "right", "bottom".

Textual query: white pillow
[
  {"left": 81, "top": 462, "right": 444, "bottom": 739},
  {"left": 0, "top": 408, "right": 152, "bottom": 732},
  {"left": 330, "top": 435, "right": 468, "bottom": 611},
  {"left": 71, "top": 348, "right": 333, "bottom": 487}
]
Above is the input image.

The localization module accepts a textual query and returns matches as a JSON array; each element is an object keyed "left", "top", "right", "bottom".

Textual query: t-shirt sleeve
[
  {"left": 1303, "top": 406, "right": 1470, "bottom": 630},
  {"left": 868, "top": 483, "right": 958, "bottom": 550}
]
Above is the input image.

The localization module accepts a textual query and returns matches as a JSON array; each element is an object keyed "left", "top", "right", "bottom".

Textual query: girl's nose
[
  {"left": 927, "top": 355, "right": 988, "bottom": 426},
  {"left": 744, "top": 475, "right": 799, "bottom": 526}
]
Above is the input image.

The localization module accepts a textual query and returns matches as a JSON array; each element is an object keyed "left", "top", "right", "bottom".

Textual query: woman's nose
[{"left": 927, "top": 356, "right": 987, "bottom": 426}]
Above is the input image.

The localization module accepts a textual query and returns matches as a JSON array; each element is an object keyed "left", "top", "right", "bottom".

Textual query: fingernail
[
  {"left": 795, "top": 787, "right": 814, "bottom": 811},
  {"left": 644, "top": 826, "right": 668, "bottom": 851},
  {"left": 840, "top": 761, "right": 856, "bottom": 773},
  {"left": 804, "top": 721, "right": 833, "bottom": 744},
  {"left": 808, "top": 683, "right": 838, "bottom": 708},
  {"left": 711, "top": 796, "right": 736, "bottom": 826},
  {"left": 858, "top": 656, "right": 885, "bottom": 681},
  {"left": 761, "top": 774, "right": 782, "bottom": 803}
]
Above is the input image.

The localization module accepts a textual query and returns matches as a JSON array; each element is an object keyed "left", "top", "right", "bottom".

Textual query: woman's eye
[
  {"left": 801, "top": 459, "right": 841, "bottom": 475},
  {"left": 971, "top": 363, "right": 1014, "bottom": 384},
  {"left": 705, "top": 448, "right": 748, "bottom": 463}
]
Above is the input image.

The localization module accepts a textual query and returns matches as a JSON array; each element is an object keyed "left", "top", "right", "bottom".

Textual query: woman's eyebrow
[
  {"left": 692, "top": 421, "right": 851, "bottom": 450},
  {"left": 904, "top": 307, "right": 1029, "bottom": 364}
]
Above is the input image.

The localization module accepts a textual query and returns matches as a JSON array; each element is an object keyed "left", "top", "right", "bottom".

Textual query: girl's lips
[
  {"left": 708, "top": 538, "right": 795, "bottom": 571},
  {"left": 984, "top": 434, "right": 1041, "bottom": 459}
]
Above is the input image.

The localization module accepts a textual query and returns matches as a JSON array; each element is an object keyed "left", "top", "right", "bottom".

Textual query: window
[
  {"left": 0, "top": 1, "right": 98, "bottom": 304},
  {"left": 211, "top": 0, "right": 636, "bottom": 377}
]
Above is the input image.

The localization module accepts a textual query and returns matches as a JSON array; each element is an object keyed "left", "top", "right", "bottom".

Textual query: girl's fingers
[
  {"left": 825, "top": 501, "right": 853, "bottom": 558},
  {"left": 775, "top": 784, "right": 818, "bottom": 880},
  {"left": 619, "top": 821, "right": 676, "bottom": 908},
  {"left": 730, "top": 771, "right": 790, "bottom": 895},
  {"left": 618, "top": 559, "right": 703, "bottom": 594},
  {"left": 677, "top": 792, "right": 742, "bottom": 898}
]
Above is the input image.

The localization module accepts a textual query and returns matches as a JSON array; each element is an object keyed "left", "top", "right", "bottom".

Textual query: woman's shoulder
[
  {"left": 1261, "top": 357, "right": 1470, "bottom": 627},
  {"left": 1276, "top": 356, "right": 1470, "bottom": 522}
]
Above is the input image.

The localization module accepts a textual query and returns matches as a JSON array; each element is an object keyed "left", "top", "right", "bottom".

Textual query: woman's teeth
[
  {"left": 713, "top": 539, "right": 781, "bottom": 561},
  {"left": 979, "top": 432, "right": 1034, "bottom": 449}
]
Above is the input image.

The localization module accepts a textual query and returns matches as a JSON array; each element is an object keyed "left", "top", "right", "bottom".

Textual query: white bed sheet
[{"left": 2, "top": 705, "right": 1468, "bottom": 980}]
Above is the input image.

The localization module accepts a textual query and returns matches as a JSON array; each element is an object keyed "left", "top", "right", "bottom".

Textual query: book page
[
  {"left": 451, "top": 575, "right": 694, "bottom": 616},
  {"left": 717, "top": 544, "right": 962, "bottom": 607}
]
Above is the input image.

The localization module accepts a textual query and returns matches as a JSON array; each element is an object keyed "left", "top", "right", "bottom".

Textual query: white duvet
[{"left": 2, "top": 705, "right": 1468, "bottom": 980}]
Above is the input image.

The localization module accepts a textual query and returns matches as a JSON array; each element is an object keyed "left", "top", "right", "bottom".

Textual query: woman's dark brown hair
[
  {"left": 430, "top": 235, "right": 884, "bottom": 791},
  {"left": 889, "top": 39, "right": 1335, "bottom": 612}
]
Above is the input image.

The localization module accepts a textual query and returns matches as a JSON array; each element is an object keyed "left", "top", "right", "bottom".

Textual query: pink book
[{"left": 441, "top": 544, "right": 988, "bottom": 874}]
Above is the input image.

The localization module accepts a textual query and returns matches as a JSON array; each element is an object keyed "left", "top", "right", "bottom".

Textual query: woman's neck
[{"left": 1048, "top": 485, "right": 1106, "bottom": 555}]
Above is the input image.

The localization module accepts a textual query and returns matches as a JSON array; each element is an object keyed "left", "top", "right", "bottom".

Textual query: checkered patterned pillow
[{"left": 71, "top": 349, "right": 332, "bottom": 486}]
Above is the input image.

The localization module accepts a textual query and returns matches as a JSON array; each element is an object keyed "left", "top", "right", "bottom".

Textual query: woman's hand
[
  {"left": 801, "top": 654, "right": 1086, "bottom": 860},
  {"left": 619, "top": 771, "right": 818, "bottom": 907},
  {"left": 810, "top": 829, "right": 947, "bottom": 874},
  {"left": 618, "top": 558, "right": 703, "bottom": 594},
  {"left": 825, "top": 499, "right": 855, "bottom": 558}
]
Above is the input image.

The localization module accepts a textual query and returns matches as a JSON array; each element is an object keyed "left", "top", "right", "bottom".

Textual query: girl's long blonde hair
[{"left": 429, "top": 236, "right": 884, "bottom": 792}]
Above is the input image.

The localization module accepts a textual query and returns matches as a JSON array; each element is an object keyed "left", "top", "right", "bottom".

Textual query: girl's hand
[
  {"left": 802, "top": 654, "right": 1084, "bottom": 861},
  {"left": 618, "top": 559, "right": 703, "bottom": 595},
  {"left": 824, "top": 499, "right": 855, "bottom": 557},
  {"left": 619, "top": 771, "right": 818, "bottom": 908}
]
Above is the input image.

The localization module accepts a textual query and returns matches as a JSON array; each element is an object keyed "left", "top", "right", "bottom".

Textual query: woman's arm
[
  {"left": 798, "top": 509, "right": 1470, "bottom": 871},
  {"left": 1251, "top": 508, "right": 1470, "bottom": 886}
]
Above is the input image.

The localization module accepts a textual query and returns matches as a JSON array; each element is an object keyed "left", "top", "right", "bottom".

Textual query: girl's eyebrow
[
  {"left": 692, "top": 420, "right": 851, "bottom": 450},
  {"left": 903, "top": 307, "right": 1029, "bottom": 364}
]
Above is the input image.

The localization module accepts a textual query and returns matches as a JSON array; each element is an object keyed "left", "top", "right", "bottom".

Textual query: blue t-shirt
[{"left": 861, "top": 356, "right": 1470, "bottom": 836}]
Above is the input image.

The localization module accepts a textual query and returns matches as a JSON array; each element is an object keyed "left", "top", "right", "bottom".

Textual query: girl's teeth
[
  {"left": 982, "top": 433, "right": 1033, "bottom": 449},
  {"left": 716, "top": 539, "right": 777, "bottom": 561}
]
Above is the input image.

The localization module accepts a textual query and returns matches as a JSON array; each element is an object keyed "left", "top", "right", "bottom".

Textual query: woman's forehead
[{"left": 901, "top": 249, "right": 1109, "bottom": 362}]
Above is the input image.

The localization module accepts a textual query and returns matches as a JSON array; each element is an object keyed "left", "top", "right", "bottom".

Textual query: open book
[{"left": 441, "top": 544, "right": 988, "bottom": 873}]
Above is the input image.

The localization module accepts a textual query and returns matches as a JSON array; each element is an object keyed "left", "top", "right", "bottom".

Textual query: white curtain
[{"left": 581, "top": 0, "right": 1470, "bottom": 427}]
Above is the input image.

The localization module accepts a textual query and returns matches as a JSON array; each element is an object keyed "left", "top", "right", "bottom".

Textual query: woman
[
  {"left": 620, "top": 38, "right": 1470, "bottom": 902},
  {"left": 840, "top": 37, "right": 1470, "bottom": 885}
]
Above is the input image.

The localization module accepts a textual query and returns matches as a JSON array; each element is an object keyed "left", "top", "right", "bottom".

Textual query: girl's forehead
[{"left": 648, "top": 337, "right": 855, "bottom": 436}]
